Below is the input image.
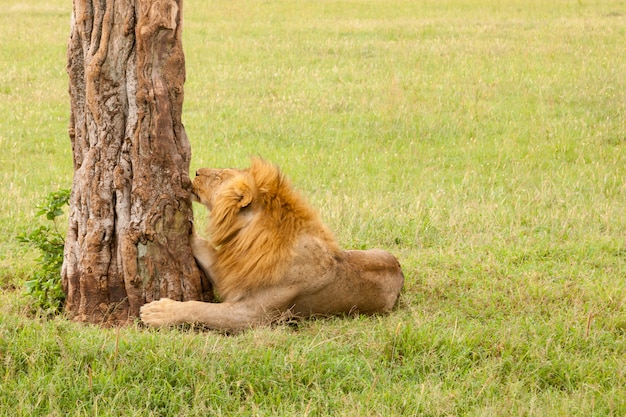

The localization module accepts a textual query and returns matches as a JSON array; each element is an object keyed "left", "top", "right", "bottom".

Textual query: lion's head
[{"left": 192, "top": 167, "right": 254, "bottom": 211}]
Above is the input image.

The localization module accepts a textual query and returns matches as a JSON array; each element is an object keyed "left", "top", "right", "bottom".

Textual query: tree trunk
[{"left": 63, "top": 0, "right": 213, "bottom": 325}]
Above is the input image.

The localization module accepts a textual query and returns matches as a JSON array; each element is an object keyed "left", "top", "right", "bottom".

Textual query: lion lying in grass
[{"left": 140, "top": 158, "right": 404, "bottom": 332}]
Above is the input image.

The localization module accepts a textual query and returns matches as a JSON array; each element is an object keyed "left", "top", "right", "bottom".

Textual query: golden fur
[
  {"left": 205, "top": 158, "right": 341, "bottom": 299},
  {"left": 140, "top": 158, "right": 404, "bottom": 332}
]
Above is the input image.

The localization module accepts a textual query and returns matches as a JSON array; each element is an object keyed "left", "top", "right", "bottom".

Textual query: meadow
[{"left": 1, "top": 0, "right": 625, "bottom": 415}]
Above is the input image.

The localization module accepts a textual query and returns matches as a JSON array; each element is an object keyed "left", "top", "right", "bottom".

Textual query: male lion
[{"left": 140, "top": 158, "right": 404, "bottom": 332}]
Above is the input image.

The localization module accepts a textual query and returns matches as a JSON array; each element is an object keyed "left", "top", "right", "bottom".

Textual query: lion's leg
[
  {"left": 140, "top": 298, "right": 267, "bottom": 332},
  {"left": 190, "top": 227, "right": 215, "bottom": 279},
  {"left": 140, "top": 287, "right": 298, "bottom": 332},
  {"left": 291, "top": 249, "right": 403, "bottom": 316}
]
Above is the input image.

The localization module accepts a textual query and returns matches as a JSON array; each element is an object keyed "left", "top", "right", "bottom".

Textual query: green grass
[{"left": 1, "top": 0, "right": 626, "bottom": 415}]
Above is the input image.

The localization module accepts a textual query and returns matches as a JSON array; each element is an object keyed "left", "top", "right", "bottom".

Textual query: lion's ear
[{"left": 231, "top": 176, "right": 254, "bottom": 209}]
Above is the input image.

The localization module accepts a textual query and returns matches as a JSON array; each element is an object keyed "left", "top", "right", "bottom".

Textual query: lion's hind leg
[{"left": 340, "top": 249, "right": 404, "bottom": 313}]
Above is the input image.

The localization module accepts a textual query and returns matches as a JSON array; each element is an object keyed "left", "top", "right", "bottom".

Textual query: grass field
[{"left": 1, "top": 0, "right": 626, "bottom": 415}]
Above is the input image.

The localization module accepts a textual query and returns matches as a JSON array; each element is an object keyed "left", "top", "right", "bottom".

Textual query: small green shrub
[{"left": 17, "top": 189, "right": 70, "bottom": 314}]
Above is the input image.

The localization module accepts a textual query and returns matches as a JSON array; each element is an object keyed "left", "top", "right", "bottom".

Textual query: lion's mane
[{"left": 207, "top": 158, "right": 341, "bottom": 299}]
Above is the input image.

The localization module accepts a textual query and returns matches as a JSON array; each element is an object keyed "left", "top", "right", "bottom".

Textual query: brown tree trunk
[{"left": 63, "top": 0, "right": 213, "bottom": 325}]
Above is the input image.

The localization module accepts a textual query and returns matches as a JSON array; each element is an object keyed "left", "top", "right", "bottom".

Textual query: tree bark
[{"left": 63, "top": 0, "right": 213, "bottom": 325}]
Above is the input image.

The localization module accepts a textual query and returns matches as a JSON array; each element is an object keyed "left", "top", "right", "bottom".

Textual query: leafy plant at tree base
[{"left": 17, "top": 189, "right": 70, "bottom": 314}]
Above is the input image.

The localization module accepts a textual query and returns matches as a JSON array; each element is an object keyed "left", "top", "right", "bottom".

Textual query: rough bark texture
[{"left": 63, "top": 0, "right": 213, "bottom": 325}]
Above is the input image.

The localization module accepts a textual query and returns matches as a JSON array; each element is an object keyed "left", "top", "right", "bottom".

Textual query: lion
[{"left": 140, "top": 158, "right": 404, "bottom": 332}]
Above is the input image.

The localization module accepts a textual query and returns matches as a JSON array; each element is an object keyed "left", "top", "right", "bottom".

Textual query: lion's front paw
[{"left": 140, "top": 298, "right": 181, "bottom": 327}]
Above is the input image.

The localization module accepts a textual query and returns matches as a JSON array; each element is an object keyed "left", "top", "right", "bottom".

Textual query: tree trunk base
[{"left": 63, "top": 0, "right": 213, "bottom": 326}]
